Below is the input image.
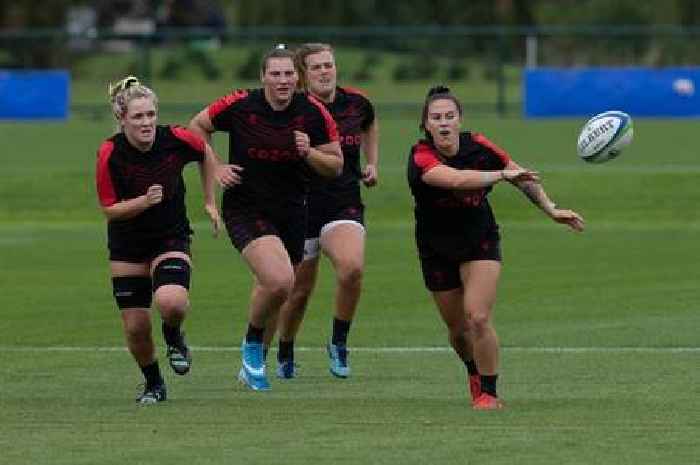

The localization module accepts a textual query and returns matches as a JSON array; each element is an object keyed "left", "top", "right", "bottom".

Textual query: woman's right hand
[
  {"left": 216, "top": 164, "right": 243, "bottom": 188},
  {"left": 144, "top": 184, "right": 163, "bottom": 206},
  {"left": 502, "top": 169, "right": 540, "bottom": 184}
]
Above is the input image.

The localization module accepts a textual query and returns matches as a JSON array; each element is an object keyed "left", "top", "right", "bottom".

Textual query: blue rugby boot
[
  {"left": 238, "top": 340, "right": 270, "bottom": 391},
  {"left": 327, "top": 342, "right": 350, "bottom": 378}
]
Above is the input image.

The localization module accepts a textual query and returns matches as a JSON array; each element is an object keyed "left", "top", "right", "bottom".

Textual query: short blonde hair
[{"left": 107, "top": 76, "right": 158, "bottom": 123}]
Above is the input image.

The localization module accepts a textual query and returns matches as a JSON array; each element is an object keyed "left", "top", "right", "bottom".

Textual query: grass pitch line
[{"left": 2, "top": 346, "right": 698, "bottom": 353}]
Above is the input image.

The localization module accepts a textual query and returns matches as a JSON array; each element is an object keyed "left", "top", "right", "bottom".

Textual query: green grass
[{"left": 1, "top": 113, "right": 699, "bottom": 464}]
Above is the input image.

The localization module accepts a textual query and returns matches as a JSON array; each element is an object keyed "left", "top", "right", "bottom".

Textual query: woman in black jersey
[
  {"left": 407, "top": 86, "right": 584, "bottom": 410},
  {"left": 96, "top": 76, "right": 238, "bottom": 404},
  {"left": 272, "top": 43, "right": 379, "bottom": 380},
  {"left": 189, "top": 45, "right": 342, "bottom": 391}
]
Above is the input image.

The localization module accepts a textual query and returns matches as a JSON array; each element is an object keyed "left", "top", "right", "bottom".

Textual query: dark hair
[
  {"left": 420, "top": 85, "right": 463, "bottom": 141},
  {"left": 260, "top": 43, "right": 296, "bottom": 74}
]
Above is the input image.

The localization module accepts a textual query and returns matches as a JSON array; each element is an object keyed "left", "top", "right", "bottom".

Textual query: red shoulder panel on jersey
[
  {"left": 472, "top": 133, "right": 511, "bottom": 165},
  {"left": 307, "top": 94, "right": 340, "bottom": 142},
  {"left": 96, "top": 140, "right": 118, "bottom": 207},
  {"left": 207, "top": 89, "right": 249, "bottom": 121},
  {"left": 414, "top": 142, "right": 442, "bottom": 174},
  {"left": 341, "top": 86, "right": 368, "bottom": 98},
  {"left": 171, "top": 125, "right": 206, "bottom": 155}
]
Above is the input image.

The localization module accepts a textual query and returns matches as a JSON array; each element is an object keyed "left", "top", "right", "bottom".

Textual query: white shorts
[{"left": 302, "top": 220, "right": 366, "bottom": 260}]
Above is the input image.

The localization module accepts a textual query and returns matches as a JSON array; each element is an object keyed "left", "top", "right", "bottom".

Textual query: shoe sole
[{"left": 238, "top": 368, "right": 271, "bottom": 392}]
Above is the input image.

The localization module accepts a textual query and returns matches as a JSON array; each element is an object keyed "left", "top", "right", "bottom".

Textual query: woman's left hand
[
  {"left": 550, "top": 208, "right": 585, "bottom": 232},
  {"left": 294, "top": 130, "right": 311, "bottom": 158},
  {"left": 205, "top": 202, "right": 223, "bottom": 237}
]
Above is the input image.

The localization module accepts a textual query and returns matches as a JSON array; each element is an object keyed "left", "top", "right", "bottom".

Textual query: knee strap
[
  {"left": 112, "top": 276, "right": 152, "bottom": 309},
  {"left": 152, "top": 257, "right": 191, "bottom": 291}
]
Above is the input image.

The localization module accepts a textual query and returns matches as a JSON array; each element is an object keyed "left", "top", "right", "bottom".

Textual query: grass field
[{"left": 1, "top": 111, "right": 699, "bottom": 464}]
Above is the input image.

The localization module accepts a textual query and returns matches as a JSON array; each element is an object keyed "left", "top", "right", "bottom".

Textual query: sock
[
  {"left": 464, "top": 359, "right": 479, "bottom": 376},
  {"left": 162, "top": 321, "right": 182, "bottom": 347},
  {"left": 278, "top": 340, "right": 294, "bottom": 362},
  {"left": 480, "top": 374, "right": 498, "bottom": 397},
  {"left": 141, "top": 360, "right": 164, "bottom": 388},
  {"left": 245, "top": 323, "right": 264, "bottom": 343},
  {"left": 331, "top": 317, "right": 352, "bottom": 346}
]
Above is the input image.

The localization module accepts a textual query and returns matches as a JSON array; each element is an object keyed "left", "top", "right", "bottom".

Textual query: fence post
[
  {"left": 137, "top": 35, "right": 153, "bottom": 85},
  {"left": 496, "top": 28, "right": 507, "bottom": 117}
]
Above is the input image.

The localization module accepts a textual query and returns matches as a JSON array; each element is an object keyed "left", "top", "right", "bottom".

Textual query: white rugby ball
[{"left": 577, "top": 111, "right": 633, "bottom": 163}]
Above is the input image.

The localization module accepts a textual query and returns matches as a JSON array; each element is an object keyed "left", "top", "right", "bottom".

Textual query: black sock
[
  {"left": 141, "top": 360, "right": 164, "bottom": 388},
  {"left": 480, "top": 374, "right": 498, "bottom": 397},
  {"left": 162, "top": 321, "right": 182, "bottom": 347},
  {"left": 331, "top": 318, "right": 351, "bottom": 346},
  {"left": 464, "top": 359, "right": 479, "bottom": 376},
  {"left": 278, "top": 340, "right": 294, "bottom": 362},
  {"left": 245, "top": 323, "right": 264, "bottom": 343}
]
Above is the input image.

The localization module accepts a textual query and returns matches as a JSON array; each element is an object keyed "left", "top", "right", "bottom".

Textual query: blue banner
[
  {"left": 0, "top": 70, "right": 70, "bottom": 120},
  {"left": 525, "top": 67, "right": 700, "bottom": 117}
]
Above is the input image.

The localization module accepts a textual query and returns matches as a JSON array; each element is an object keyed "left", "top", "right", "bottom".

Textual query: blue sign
[
  {"left": 525, "top": 67, "right": 700, "bottom": 117},
  {"left": 0, "top": 70, "right": 70, "bottom": 120}
]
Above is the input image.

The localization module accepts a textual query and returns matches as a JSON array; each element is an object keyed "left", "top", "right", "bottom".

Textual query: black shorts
[
  {"left": 416, "top": 227, "right": 501, "bottom": 292},
  {"left": 306, "top": 201, "right": 365, "bottom": 239},
  {"left": 109, "top": 233, "right": 191, "bottom": 263},
  {"left": 223, "top": 202, "right": 306, "bottom": 265}
]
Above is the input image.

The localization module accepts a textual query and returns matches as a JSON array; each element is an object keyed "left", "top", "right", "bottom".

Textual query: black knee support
[
  {"left": 152, "top": 257, "right": 191, "bottom": 291},
  {"left": 112, "top": 276, "right": 153, "bottom": 309}
]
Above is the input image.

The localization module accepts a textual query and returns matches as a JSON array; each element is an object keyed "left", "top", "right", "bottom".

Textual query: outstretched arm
[
  {"left": 506, "top": 161, "right": 585, "bottom": 232},
  {"left": 422, "top": 164, "right": 539, "bottom": 191}
]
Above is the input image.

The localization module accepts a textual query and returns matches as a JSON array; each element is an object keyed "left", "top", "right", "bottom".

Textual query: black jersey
[
  {"left": 96, "top": 125, "right": 205, "bottom": 242},
  {"left": 310, "top": 86, "right": 375, "bottom": 205},
  {"left": 407, "top": 131, "right": 511, "bottom": 235},
  {"left": 207, "top": 88, "right": 339, "bottom": 209}
]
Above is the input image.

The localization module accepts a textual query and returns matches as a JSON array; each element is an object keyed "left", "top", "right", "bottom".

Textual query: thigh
[
  {"left": 320, "top": 222, "right": 365, "bottom": 268},
  {"left": 110, "top": 261, "right": 149, "bottom": 277},
  {"left": 432, "top": 288, "right": 467, "bottom": 331},
  {"left": 242, "top": 235, "right": 295, "bottom": 286},
  {"left": 293, "top": 256, "right": 320, "bottom": 293},
  {"left": 459, "top": 260, "right": 501, "bottom": 316},
  {"left": 151, "top": 251, "right": 192, "bottom": 273}
]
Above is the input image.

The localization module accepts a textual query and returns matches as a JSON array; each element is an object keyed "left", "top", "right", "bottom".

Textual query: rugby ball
[{"left": 577, "top": 111, "right": 633, "bottom": 163}]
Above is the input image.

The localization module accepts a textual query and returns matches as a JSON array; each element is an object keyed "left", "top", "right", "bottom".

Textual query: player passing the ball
[
  {"left": 407, "top": 85, "right": 584, "bottom": 410},
  {"left": 96, "top": 76, "right": 239, "bottom": 404},
  {"left": 188, "top": 45, "right": 342, "bottom": 391},
  {"left": 270, "top": 43, "right": 379, "bottom": 379}
]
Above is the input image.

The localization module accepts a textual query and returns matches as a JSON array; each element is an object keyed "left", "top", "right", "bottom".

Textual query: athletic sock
[
  {"left": 245, "top": 323, "right": 264, "bottom": 344},
  {"left": 464, "top": 359, "right": 479, "bottom": 376},
  {"left": 480, "top": 374, "right": 498, "bottom": 397},
  {"left": 141, "top": 360, "right": 164, "bottom": 388},
  {"left": 162, "top": 321, "right": 182, "bottom": 347},
  {"left": 278, "top": 340, "right": 294, "bottom": 362},
  {"left": 331, "top": 317, "right": 351, "bottom": 346}
]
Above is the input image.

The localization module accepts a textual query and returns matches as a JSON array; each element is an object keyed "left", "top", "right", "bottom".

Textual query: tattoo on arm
[{"left": 518, "top": 181, "right": 548, "bottom": 210}]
